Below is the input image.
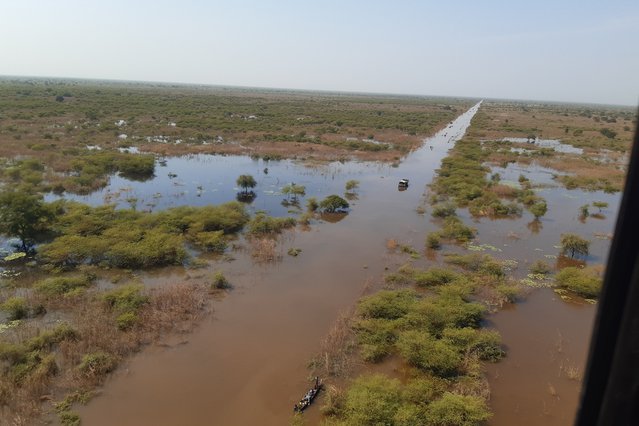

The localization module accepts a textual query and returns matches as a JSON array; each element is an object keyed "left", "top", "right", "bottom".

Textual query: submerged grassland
[{"left": 466, "top": 102, "right": 634, "bottom": 192}]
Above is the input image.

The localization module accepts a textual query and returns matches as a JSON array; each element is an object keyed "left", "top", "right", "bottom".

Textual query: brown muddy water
[{"left": 69, "top": 101, "right": 618, "bottom": 425}]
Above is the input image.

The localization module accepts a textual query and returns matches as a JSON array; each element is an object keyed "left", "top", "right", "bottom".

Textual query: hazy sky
[{"left": 1, "top": 0, "right": 638, "bottom": 105}]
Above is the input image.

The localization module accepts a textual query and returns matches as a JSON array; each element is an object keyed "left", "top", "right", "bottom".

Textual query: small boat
[
  {"left": 293, "top": 377, "right": 322, "bottom": 413},
  {"left": 398, "top": 179, "right": 409, "bottom": 186}
]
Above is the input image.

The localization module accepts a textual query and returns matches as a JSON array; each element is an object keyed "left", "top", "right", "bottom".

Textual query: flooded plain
[{"left": 59, "top": 101, "right": 618, "bottom": 425}]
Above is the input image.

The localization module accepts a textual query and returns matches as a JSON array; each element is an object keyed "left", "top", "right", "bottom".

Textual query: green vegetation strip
[{"left": 322, "top": 259, "right": 517, "bottom": 425}]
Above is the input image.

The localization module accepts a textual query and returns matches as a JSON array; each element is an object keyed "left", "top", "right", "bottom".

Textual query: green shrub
[
  {"left": 78, "top": 352, "right": 118, "bottom": 377},
  {"left": 442, "top": 327, "right": 504, "bottom": 361},
  {"left": 414, "top": 268, "right": 461, "bottom": 287},
  {"left": 432, "top": 203, "right": 457, "bottom": 218},
  {"left": 495, "top": 283, "right": 520, "bottom": 303},
  {"left": 26, "top": 324, "right": 77, "bottom": 352},
  {"left": 211, "top": 271, "right": 231, "bottom": 289},
  {"left": 397, "top": 330, "right": 462, "bottom": 376},
  {"left": 402, "top": 376, "right": 447, "bottom": 405},
  {"left": 407, "top": 295, "right": 485, "bottom": 336},
  {"left": 190, "top": 230, "right": 227, "bottom": 252},
  {"left": 247, "top": 212, "right": 296, "bottom": 235},
  {"left": 529, "top": 200, "right": 548, "bottom": 219},
  {"left": 426, "top": 232, "right": 442, "bottom": 249},
  {"left": 116, "top": 312, "right": 138, "bottom": 331},
  {"left": 439, "top": 217, "right": 476, "bottom": 243},
  {"left": 39, "top": 201, "right": 248, "bottom": 268},
  {"left": 358, "top": 289, "right": 417, "bottom": 320},
  {"left": 426, "top": 392, "right": 491, "bottom": 425},
  {"left": 59, "top": 411, "right": 81, "bottom": 426},
  {"left": 117, "top": 154, "right": 155, "bottom": 179},
  {"left": 555, "top": 267, "right": 602, "bottom": 298},
  {"left": 342, "top": 374, "right": 402, "bottom": 425},
  {"left": 356, "top": 318, "right": 400, "bottom": 362},
  {"left": 529, "top": 260, "right": 551, "bottom": 275},
  {"left": 35, "top": 275, "right": 94, "bottom": 297},
  {"left": 1, "top": 296, "right": 28, "bottom": 320},
  {"left": 306, "top": 197, "right": 319, "bottom": 212}
]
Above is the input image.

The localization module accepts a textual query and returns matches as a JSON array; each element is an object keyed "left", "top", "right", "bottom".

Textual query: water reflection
[
  {"left": 318, "top": 212, "right": 348, "bottom": 223},
  {"left": 236, "top": 191, "right": 257, "bottom": 203}
]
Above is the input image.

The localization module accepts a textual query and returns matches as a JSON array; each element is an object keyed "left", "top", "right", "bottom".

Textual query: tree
[
  {"left": 0, "top": 191, "right": 52, "bottom": 252},
  {"left": 319, "top": 195, "right": 349, "bottom": 213},
  {"left": 236, "top": 174, "right": 256, "bottom": 193},
  {"left": 592, "top": 201, "right": 608, "bottom": 212},
  {"left": 529, "top": 201, "right": 547, "bottom": 219},
  {"left": 560, "top": 233, "right": 590, "bottom": 258}
]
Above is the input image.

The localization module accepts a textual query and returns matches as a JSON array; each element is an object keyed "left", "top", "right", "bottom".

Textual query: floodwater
[
  {"left": 500, "top": 137, "right": 584, "bottom": 154},
  {"left": 68, "top": 100, "right": 618, "bottom": 425}
]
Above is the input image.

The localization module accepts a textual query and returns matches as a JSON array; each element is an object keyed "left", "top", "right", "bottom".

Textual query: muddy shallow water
[{"left": 67, "top": 101, "right": 617, "bottom": 425}]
